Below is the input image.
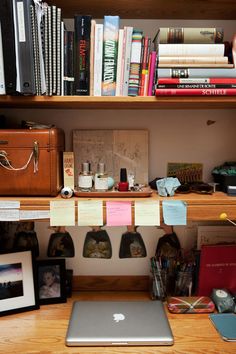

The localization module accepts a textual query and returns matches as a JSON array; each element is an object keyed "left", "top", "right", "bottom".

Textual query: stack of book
[
  {"left": 0, "top": 5, "right": 159, "bottom": 97},
  {"left": 154, "top": 27, "right": 236, "bottom": 96}
]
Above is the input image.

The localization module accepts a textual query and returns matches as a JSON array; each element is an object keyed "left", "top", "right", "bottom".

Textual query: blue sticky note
[{"left": 162, "top": 200, "right": 187, "bottom": 225}]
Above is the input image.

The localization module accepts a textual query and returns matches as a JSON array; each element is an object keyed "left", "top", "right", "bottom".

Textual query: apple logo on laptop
[{"left": 113, "top": 313, "right": 125, "bottom": 323}]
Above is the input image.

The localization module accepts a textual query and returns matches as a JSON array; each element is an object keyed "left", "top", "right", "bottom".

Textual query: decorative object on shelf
[
  {"left": 73, "top": 129, "right": 149, "bottom": 187},
  {"left": 0, "top": 250, "right": 39, "bottom": 317},
  {"left": 167, "top": 162, "right": 203, "bottom": 184},
  {"left": 63, "top": 152, "right": 75, "bottom": 190},
  {"left": 78, "top": 161, "right": 93, "bottom": 192},
  {"left": 13, "top": 221, "right": 39, "bottom": 257},
  {"left": 175, "top": 182, "right": 214, "bottom": 194},
  {"left": 119, "top": 226, "right": 147, "bottom": 258},
  {"left": 118, "top": 168, "right": 129, "bottom": 191},
  {"left": 60, "top": 186, "right": 74, "bottom": 198},
  {"left": 83, "top": 227, "right": 112, "bottom": 259},
  {"left": 36, "top": 258, "right": 67, "bottom": 305},
  {"left": 156, "top": 177, "right": 181, "bottom": 196},
  {"left": 94, "top": 162, "right": 109, "bottom": 191},
  {"left": 47, "top": 226, "right": 75, "bottom": 257}
]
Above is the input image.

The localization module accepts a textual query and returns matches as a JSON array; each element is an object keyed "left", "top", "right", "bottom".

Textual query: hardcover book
[
  {"left": 155, "top": 27, "right": 224, "bottom": 44},
  {"left": 74, "top": 15, "right": 92, "bottom": 95},
  {"left": 102, "top": 16, "right": 119, "bottom": 96},
  {"left": 158, "top": 43, "right": 225, "bottom": 57},
  {"left": 157, "top": 68, "right": 236, "bottom": 78},
  {"left": 93, "top": 23, "right": 103, "bottom": 96},
  {"left": 128, "top": 29, "right": 143, "bottom": 96},
  {"left": 197, "top": 244, "right": 236, "bottom": 296}
]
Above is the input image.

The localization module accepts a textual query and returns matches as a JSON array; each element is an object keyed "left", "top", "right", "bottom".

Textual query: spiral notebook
[{"left": 209, "top": 313, "right": 236, "bottom": 341}]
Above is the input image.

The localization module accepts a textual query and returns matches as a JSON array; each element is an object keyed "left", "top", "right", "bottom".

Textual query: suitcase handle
[{"left": 0, "top": 141, "right": 39, "bottom": 173}]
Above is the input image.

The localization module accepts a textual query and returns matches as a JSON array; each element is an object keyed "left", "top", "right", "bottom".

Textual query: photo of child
[{"left": 39, "top": 266, "right": 61, "bottom": 299}]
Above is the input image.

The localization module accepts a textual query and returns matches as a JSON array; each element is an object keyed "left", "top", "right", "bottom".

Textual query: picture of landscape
[{"left": 0, "top": 263, "right": 23, "bottom": 300}]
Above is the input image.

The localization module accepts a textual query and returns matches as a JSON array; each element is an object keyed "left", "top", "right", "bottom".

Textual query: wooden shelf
[
  {"left": 47, "top": 0, "right": 236, "bottom": 20},
  {"left": 3, "top": 192, "right": 236, "bottom": 222},
  {"left": 1, "top": 95, "right": 236, "bottom": 110}
]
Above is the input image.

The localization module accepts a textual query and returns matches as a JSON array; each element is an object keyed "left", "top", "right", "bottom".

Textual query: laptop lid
[{"left": 66, "top": 300, "right": 174, "bottom": 346}]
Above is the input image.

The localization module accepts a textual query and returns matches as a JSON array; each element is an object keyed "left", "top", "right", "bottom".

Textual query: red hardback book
[
  {"left": 158, "top": 78, "right": 236, "bottom": 85},
  {"left": 155, "top": 88, "right": 236, "bottom": 96},
  {"left": 197, "top": 244, "right": 236, "bottom": 296}
]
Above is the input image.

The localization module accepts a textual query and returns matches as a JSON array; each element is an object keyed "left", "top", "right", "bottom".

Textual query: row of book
[
  {"left": 0, "top": 0, "right": 157, "bottom": 96},
  {"left": 154, "top": 27, "right": 236, "bottom": 96},
  {"left": 1, "top": 0, "right": 236, "bottom": 97}
]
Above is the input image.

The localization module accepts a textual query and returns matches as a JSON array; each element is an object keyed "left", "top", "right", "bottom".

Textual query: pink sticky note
[{"left": 106, "top": 201, "right": 132, "bottom": 226}]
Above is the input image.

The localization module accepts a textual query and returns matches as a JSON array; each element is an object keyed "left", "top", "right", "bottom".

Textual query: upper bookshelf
[
  {"left": 47, "top": 0, "right": 236, "bottom": 20},
  {"left": 1, "top": 96, "right": 236, "bottom": 110}
]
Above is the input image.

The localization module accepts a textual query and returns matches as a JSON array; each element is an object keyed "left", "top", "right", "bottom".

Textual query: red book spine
[
  {"left": 158, "top": 78, "right": 236, "bottom": 85},
  {"left": 138, "top": 36, "right": 149, "bottom": 96},
  {"left": 155, "top": 88, "right": 236, "bottom": 96}
]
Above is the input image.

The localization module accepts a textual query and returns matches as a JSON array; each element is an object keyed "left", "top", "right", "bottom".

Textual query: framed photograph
[
  {"left": 0, "top": 250, "right": 39, "bottom": 317},
  {"left": 37, "top": 259, "right": 67, "bottom": 305}
]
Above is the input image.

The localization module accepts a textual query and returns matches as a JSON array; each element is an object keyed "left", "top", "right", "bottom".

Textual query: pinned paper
[
  {"left": 134, "top": 200, "right": 160, "bottom": 226},
  {"left": 106, "top": 201, "right": 132, "bottom": 226},
  {"left": 78, "top": 200, "right": 103, "bottom": 226},
  {"left": 162, "top": 200, "right": 187, "bottom": 225},
  {"left": 50, "top": 200, "right": 75, "bottom": 226}
]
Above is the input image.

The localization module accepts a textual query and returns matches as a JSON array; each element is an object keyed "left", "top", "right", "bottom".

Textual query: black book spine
[
  {"left": 74, "top": 15, "right": 91, "bottom": 95},
  {"left": 0, "top": 0, "right": 17, "bottom": 94}
]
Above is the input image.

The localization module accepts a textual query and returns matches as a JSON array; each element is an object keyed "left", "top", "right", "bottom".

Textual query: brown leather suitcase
[{"left": 0, "top": 128, "right": 65, "bottom": 196}]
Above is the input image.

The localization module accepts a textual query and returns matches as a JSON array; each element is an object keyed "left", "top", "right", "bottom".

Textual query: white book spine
[
  {"left": 158, "top": 43, "right": 225, "bottom": 57},
  {"left": 61, "top": 21, "right": 64, "bottom": 96},
  {"left": 93, "top": 23, "right": 103, "bottom": 96},
  {"left": 0, "top": 22, "right": 6, "bottom": 95},
  {"left": 115, "top": 29, "right": 124, "bottom": 96},
  {"left": 122, "top": 26, "right": 133, "bottom": 96},
  {"left": 89, "top": 19, "right": 96, "bottom": 96}
]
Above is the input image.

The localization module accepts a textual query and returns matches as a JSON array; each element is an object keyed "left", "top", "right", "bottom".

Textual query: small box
[
  {"left": 0, "top": 128, "right": 65, "bottom": 196},
  {"left": 63, "top": 152, "right": 74, "bottom": 189},
  {"left": 212, "top": 173, "right": 236, "bottom": 193},
  {"left": 167, "top": 296, "right": 215, "bottom": 314}
]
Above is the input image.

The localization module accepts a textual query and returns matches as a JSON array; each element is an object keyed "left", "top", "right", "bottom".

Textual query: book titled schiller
[
  {"left": 197, "top": 244, "right": 236, "bottom": 296},
  {"left": 74, "top": 15, "right": 92, "bottom": 95}
]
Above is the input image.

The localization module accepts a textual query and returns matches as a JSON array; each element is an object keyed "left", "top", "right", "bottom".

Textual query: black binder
[
  {"left": 0, "top": 0, "right": 17, "bottom": 95},
  {"left": 12, "top": 0, "right": 36, "bottom": 95}
]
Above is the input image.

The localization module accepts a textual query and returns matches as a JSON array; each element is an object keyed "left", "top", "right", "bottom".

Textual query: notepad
[{"left": 209, "top": 313, "right": 236, "bottom": 341}]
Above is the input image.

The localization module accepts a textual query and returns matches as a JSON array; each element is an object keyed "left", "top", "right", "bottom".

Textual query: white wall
[{"left": 1, "top": 19, "right": 236, "bottom": 276}]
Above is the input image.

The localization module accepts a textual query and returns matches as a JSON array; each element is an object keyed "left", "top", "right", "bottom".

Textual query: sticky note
[
  {"left": 106, "top": 201, "right": 132, "bottom": 226},
  {"left": 162, "top": 200, "right": 187, "bottom": 225},
  {"left": 135, "top": 200, "right": 160, "bottom": 226}
]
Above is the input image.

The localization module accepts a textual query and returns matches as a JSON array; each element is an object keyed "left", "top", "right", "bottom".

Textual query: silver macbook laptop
[{"left": 65, "top": 301, "right": 174, "bottom": 346}]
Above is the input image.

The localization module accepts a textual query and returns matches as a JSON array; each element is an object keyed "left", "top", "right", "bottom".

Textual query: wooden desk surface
[{"left": 1, "top": 292, "right": 236, "bottom": 354}]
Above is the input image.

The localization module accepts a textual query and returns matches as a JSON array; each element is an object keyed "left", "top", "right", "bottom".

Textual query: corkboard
[{"left": 73, "top": 129, "right": 149, "bottom": 186}]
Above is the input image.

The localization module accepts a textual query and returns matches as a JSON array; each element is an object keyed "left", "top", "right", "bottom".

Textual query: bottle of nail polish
[{"left": 118, "top": 168, "right": 129, "bottom": 191}]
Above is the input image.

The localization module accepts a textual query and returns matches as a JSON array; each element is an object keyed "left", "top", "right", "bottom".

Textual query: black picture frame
[
  {"left": 36, "top": 259, "right": 67, "bottom": 305},
  {"left": 0, "top": 250, "right": 39, "bottom": 317}
]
